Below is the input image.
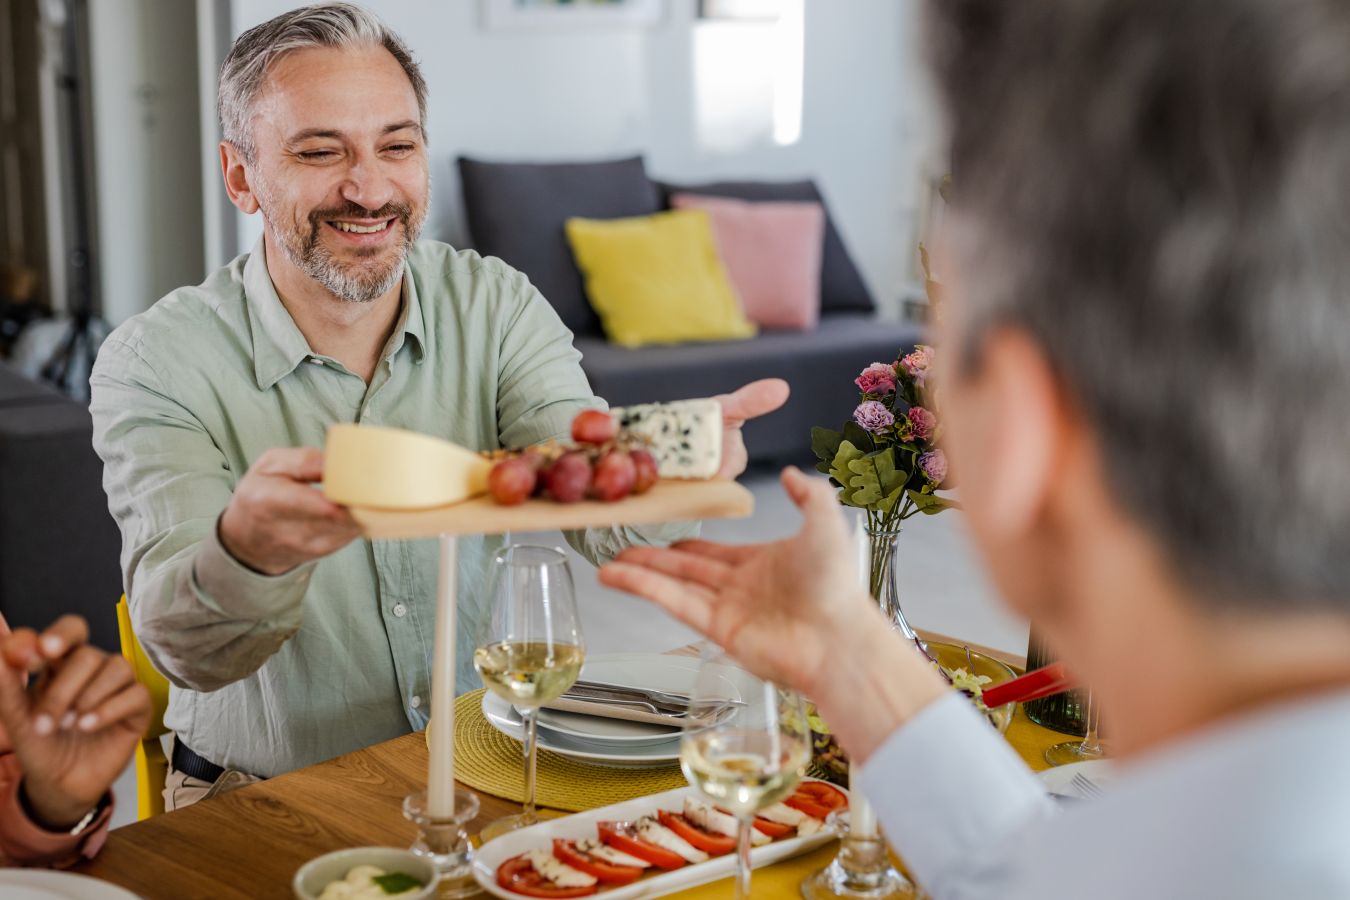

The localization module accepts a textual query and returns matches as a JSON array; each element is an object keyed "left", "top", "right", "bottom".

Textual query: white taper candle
[
  {"left": 428, "top": 534, "right": 458, "bottom": 818},
  {"left": 849, "top": 516, "right": 880, "bottom": 838}
]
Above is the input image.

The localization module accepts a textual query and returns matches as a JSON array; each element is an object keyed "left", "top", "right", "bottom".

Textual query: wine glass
[
  {"left": 679, "top": 647, "right": 811, "bottom": 900},
  {"left": 473, "top": 544, "right": 585, "bottom": 842},
  {"left": 1044, "top": 688, "right": 1105, "bottom": 766}
]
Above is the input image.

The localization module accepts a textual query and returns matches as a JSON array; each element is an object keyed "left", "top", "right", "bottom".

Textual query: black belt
[{"left": 171, "top": 739, "right": 226, "bottom": 784}]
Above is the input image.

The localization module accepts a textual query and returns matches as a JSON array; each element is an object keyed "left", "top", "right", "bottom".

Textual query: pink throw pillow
[{"left": 670, "top": 193, "right": 825, "bottom": 331}]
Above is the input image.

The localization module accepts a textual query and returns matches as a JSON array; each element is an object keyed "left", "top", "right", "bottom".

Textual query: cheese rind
[
  {"left": 613, "top": 398, "right": 722, "bottom": 479},
  {"left": 323, "top": 423, "right": 491, "bottom": 509}
]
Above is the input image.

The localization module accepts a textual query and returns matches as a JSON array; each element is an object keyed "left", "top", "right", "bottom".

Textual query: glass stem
[
  {"left": 735, "top": 815, "right": 754, "bottom": 900},
  {"left": 1078, "top": 690, "right": 1102, "bottom": 756},
  {"left": 521, "top": 706, "right": 539, "bottom": 824}
]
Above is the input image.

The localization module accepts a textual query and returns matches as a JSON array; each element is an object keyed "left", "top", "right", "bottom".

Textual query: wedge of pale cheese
[{"left": 323, "top": 423, "right": 491, "bottom": 509}]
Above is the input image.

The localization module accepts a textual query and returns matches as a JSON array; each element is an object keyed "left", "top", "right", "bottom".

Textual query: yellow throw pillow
[{"left": 564, "top": 209, "right": 758, "bottom": 348}]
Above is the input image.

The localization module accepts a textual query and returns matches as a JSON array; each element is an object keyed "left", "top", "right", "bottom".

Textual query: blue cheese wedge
[
  {"left": 613, "top": 399, "right": 722, "bottom": 479},
  {"left": 524, "top": 849, "right": 597, "bottom": 889}
]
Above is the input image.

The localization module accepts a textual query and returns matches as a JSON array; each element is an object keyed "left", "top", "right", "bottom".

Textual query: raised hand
[
  {"left": 0, "top": 616, "right": 150, "bottom": 829},
  {"left": 713, "top": 379, "right": 791, "bottom": 480},
  {"left": 219, "top": 447, "right": 363, "bottom": 575},
  {"left": 600, "top": 468, "right": 868, "bottom": 693}
]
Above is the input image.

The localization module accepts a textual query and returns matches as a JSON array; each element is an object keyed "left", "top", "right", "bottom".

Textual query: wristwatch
[{"left": 65, "top": 792, "right": 111, "bottom": 836}]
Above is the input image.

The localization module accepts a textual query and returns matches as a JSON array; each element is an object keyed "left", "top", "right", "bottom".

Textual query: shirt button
[
  {"left": 410, "top": 695, "right": 422, "bottom": 709},
  {"left": 308, "top": 358, "right": 324, "bottom": 366},
  {"left": 392, "top": 603, "right": 407, "bottom": 618}
]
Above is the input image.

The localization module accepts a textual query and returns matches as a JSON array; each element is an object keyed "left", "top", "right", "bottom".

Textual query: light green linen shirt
[{"left": 89, "top": 238, "right": 696, "bottom": 778}]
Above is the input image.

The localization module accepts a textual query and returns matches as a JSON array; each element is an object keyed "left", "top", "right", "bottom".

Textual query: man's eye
[
  {"left": 299, "top": 150, "right": 337, "bottom": 160},
  {"left": 386, "top": 144, "right": 415, "bottom": 155}
]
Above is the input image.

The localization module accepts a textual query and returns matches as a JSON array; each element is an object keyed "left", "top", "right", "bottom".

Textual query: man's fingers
[
  {"left": 714, "top": 379, "right": 790, "bottom": 426},
  {"left": 613, "top": 547, "right": 732, "bottom": 591},
  {"left": 0, "top": 657, "right": 31, "bottom": 727},
  {"left": 37, "top": 615, "right": 89, "bottom": 661},
  {"left": 34, "top": 646, "right": 106, "bottom": 728},
  {"left": 599, "top": 563, "right": 716, "bottom": 635},
  {"left": 80, "top": 682, "right": 151, "bottom": 735},
  {"left": 252, "top": 447, "right": 326, "bottom": 483}
]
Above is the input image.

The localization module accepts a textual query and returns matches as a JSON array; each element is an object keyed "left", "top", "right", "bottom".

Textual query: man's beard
[{"left": 264, "top": 195, "right": 426, "bottom": 304}]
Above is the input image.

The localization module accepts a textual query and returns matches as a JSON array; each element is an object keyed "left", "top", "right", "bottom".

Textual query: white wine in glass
[
  {"left": 474, "top": 545, "right": 584, "bottom": 843},
  {"left": 680, "top": 649, "right": 811, "bottom": 900}
]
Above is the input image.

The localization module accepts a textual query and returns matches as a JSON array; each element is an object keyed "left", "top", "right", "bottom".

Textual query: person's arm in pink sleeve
[{"left": 0, "top": 752, "right": 113, "bottom": 867}]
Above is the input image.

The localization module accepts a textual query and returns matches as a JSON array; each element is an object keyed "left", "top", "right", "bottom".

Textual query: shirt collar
[{"left": 244, "top": 237, "right": 426, "bottom": 390}]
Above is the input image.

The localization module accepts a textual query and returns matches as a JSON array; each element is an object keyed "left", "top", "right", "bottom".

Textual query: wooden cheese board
[{"left": 348, "top": 479, "right": 755, "bottom": 540}]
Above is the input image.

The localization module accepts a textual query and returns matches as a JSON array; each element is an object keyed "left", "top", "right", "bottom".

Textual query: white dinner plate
[
  {"left": 483, "top": 691, "right": 682, "bottom": 768},
  {"left": 1038, "top": 758, "right": 1114, "bottom": 797},
  {"left": 473, "top": 780, "right": 843, "bottom": 899},
  {"left": 0, "top": 871, "right": 142, "bottom": 900},
  {"left": 534, "top": 653, "right": 741, "bottom": 746}
]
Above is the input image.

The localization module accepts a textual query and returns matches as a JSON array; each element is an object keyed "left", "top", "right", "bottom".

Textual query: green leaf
[
  {"left": 828, "top": 440, "right": 867, "bottom": 505},
  {"left": 841, "top": 421, "right": 877, "bottom": 454},
  {"left": 905, "top": 489, "right": 963, "bottom": 515},
  {"left": 373, "top": 872, "right": 424, "bottom": 895},
  {"left": 844, "top": 448, "right": 908, "bottom": 511},
  {"left": 810, "top": 426, "right": 844, "bottom": 464}
]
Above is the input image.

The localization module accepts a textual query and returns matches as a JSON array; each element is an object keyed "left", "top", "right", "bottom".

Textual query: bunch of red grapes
[{"left": 488, "top": 409, "right": 660, "bottom": 505}]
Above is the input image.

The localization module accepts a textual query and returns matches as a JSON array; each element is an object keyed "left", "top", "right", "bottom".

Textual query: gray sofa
[
  {"left": 458, "top": 156, "right": 924, "bottom": 466},
  {"left": 0, "top": 361, "right": 121, "bottom": 650}
]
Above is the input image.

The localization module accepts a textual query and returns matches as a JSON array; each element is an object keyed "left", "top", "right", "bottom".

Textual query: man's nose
[{"left": 338, "top": 155, "right": 395, "bottom": 213}]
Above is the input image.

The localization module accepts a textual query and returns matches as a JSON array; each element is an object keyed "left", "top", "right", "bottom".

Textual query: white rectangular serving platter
[{"left": 472, "top": 780, "right": 844, "bottom": 899}]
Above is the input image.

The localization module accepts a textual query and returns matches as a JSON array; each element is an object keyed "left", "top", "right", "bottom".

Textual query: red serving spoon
[{"left": 981, "top": 662, "right": 1072, "bottom": 708}]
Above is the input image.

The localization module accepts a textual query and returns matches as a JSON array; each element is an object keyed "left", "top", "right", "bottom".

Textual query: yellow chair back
[{"left": 115, "top": 595, "right": 171, "bottom": 819}]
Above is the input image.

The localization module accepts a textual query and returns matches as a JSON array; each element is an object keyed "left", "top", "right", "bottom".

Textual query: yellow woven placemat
[{"left": 438, "top": 689, "right": 687, "bottom": 811}]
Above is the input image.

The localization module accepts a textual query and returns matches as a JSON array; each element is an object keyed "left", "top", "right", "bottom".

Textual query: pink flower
[
  {"left": 899, "top": 344, "right": 935, "bottom": 387},
  {"left": 919, "top": 449, "right": 948, "bottom": 486},
  {"left": 853, "top": 400, "right": 895, "bottom": 434},
  {"left": 907, "top": 405, "right": 937, "bottom": 441},
  {"left": 855, "top": 362, "right": 897, "bottom": 396}
]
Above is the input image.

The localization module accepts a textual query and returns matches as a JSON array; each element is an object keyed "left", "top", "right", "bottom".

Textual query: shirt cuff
[
  {"left": 191, "top": 518, "right": 315, "bottom": 622},
  {"left": 858, "top": 693, "right": 1053, "bottom": 893},
  {"left": 0, "top": 774, "right": 113, "bottom": 867}
]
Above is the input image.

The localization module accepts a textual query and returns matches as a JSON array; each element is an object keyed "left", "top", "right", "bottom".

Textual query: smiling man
[{"left": 88, "top": 2, "right": 785, "bottom": 810}]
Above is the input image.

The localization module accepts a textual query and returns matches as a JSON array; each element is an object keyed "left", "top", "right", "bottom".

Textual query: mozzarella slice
[
  {"left": 524, "top": 849, "right": 597, "bottom": 889},
  {"left": 797, "top": 816, "right": 824, "bottom": 837},
  {"left": 757, "top": 802, "right": 808, "bottom": 826},
  {"left": 684, "top": 797, "right": 769, "bottom": 846},
  {"left": 575, "top": 838, "right": 650, "bottom": 868},
  {"left": 636, "top": 816, "right": 710, "bottom": 864}
]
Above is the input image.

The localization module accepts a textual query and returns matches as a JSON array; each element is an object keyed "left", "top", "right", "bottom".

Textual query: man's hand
[
  {"left": 0, "top": 616, "right": 150, "bottom": 829},
  {"left": 714, "top": 379, "right": 790, "bottom": 479},
  {"left": 219, "top": 447, "right": 362, "bottom": 576}
]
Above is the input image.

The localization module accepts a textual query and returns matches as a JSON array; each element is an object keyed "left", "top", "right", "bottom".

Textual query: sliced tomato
[
  {"left": 784, "top": 780, "right": 849, "bottom": 820},
  {"left": 656, "top": 809, "right": 736, "bottom": 855},
  {"left": 552, "top": 838, "right": 644, "bottom": 886},
  {"left": 751, "top": 816, "right": 794, "bottom": 839},
  {"left": 496, "top": 854, "right": 598, "bottom": 898},
  {"left": 597, "top": 820, "right": 686, "bottom": 870}
]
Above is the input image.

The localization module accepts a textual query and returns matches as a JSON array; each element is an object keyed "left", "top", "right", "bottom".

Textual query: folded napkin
[{"left": 541, "top": 696, "right": 687, "bottom": 729}]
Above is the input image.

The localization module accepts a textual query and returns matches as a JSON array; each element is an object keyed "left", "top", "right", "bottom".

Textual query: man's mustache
[{"left": 308, "top": 202, "right": 413, "bottom": 230}]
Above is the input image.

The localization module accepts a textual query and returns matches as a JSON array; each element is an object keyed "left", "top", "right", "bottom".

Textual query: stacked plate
[{"left": 480, "top": 651, "right": 743, "bottom": 769}]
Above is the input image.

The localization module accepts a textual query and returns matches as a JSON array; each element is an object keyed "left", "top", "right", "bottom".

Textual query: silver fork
[{"left": 1071, "top": 772, "right": 1104, "bottom": 799}]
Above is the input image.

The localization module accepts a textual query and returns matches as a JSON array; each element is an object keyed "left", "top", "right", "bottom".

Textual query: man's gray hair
[
  {"left": 218, "top": 2, "right": 427, "bottom": 160},
  {"left": 926, "top": 0, "right": 1350, "bottom": 612}
]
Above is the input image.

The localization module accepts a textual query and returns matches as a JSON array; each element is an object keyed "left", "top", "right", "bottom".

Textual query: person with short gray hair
[
  {"left": 88, "top": 2, "right": 787, "bottom": 810},
  {"left": 601, "top": 1, "right": 1350, "bottom": 896}
]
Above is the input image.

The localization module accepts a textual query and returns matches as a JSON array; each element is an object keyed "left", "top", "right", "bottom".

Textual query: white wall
[
  {"left": 225, "top": 0, "right": 936, "bottom": 314},
  {"left": 88, "top": 0, "right": 204, "bottom": 325}
]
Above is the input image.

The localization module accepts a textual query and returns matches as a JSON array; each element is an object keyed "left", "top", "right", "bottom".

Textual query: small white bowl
[{"left": 293, "top": 847, "right": 437, "bottom": 900}]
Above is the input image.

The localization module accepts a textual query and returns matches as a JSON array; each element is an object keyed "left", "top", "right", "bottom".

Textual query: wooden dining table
[{"left": 73, "top": 632, "right": 1066, "bottom": 899}]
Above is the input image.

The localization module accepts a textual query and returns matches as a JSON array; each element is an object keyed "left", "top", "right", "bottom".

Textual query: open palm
[{"left": 600, "top": 468, "right": 876, "bottom": 694}]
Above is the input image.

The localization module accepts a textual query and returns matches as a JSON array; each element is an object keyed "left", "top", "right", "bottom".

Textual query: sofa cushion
[
  {"left": 575, "top": 315, "right": 923, "bottom": 464},
  {"left": 656, "top": 179, "right": 875, "bottom": 315},
  {"left": 669, "top": 193, "right": 825, "bottom": 331},
  {"left": 458, "top": 156, "right": 663, "bottom": 336},
  {"left": 565, "top": 209, "right": 757, "bottom": 348}
]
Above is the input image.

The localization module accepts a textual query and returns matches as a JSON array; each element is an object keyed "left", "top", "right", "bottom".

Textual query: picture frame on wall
[{"left": 482, "top": 0, "right": 664, "bottom": 31}]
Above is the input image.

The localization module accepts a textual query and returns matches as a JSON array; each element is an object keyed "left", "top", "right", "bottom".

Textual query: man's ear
[{"left": 220, "top": 142, "right": 260, "bottom": 215}]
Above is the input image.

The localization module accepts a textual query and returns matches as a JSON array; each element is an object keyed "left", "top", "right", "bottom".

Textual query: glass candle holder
[{"left": 402, "top": 789, "right": 479, "bottom": 898}]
